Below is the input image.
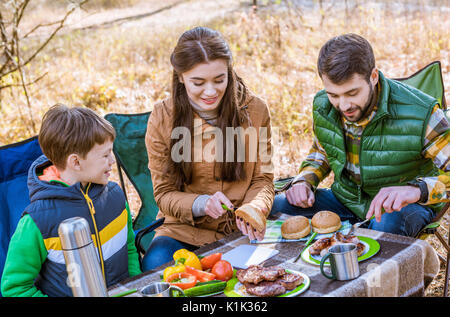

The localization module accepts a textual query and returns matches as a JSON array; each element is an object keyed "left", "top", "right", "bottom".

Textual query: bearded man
[{"left": 272, "top": 33, "right": 449, "bottom": 237}]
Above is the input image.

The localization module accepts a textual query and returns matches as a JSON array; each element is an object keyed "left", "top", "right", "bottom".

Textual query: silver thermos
[{"left": 58, "top": 217, "right": 108, "bottom": 297}]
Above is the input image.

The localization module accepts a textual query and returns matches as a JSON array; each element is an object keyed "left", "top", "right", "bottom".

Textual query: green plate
[
  {"left": 301, "top": 236, "right": 380, "bottom": 266},
  {"left": 224, "top": 269, "right": 310, "bottom": 297}
]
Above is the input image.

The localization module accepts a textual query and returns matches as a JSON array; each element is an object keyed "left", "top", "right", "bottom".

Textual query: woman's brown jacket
[{"left": 145, "top": 94, "right": 274, "bottom": 246}]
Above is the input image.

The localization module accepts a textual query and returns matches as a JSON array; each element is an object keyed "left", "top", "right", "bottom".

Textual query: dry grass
[{"left": 0, "top": 0, "right": 448, "bottom": 296}]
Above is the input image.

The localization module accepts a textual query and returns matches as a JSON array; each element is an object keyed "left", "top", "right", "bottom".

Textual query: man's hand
[
  {"left": 366, "top": 186, "right": 421, "bottom": 222},
  {"left": 286, "top": 181, "right": 315, "bottom": 208},
  {"left": 236, "top": 205, "right": 267, "bottom": 241},
  {"left": 205, "top": 191, "right": 233, "bottom": 219}
]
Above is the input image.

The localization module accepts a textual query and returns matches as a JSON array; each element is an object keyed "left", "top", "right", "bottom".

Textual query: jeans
[
  {"left": 271, "top": 188, "right": 435, "bottom": 237},
  {"left": 141, "top": 236, "right": 198, "bottom": 271}
]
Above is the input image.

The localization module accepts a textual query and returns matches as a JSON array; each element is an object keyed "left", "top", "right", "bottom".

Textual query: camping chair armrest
[
  {"left": 421, "top": 221, "right": 441, "bottom": 234},
  {"left": 135, "top": 217, "right": 165, "bottom": 255}
]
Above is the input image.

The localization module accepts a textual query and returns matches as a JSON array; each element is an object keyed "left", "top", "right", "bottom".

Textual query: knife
[
  {"left": 348, "top": 209, "right": 385, "bottom": 236},
  {"left": 293, "top": 231, "right": 318, "bottom": 263}
]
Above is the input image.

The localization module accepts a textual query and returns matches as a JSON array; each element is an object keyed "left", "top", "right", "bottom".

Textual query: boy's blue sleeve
[
  {"left": 1, "top": 214, "right": 48, "bottom": 297},
  {"left": 125, "top": 202, "right": 142, "bottom": 276}
]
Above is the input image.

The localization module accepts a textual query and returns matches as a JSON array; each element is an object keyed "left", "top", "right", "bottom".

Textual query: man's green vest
[{"left": 311, "top": 71, "right": 443, "bottom": 219}]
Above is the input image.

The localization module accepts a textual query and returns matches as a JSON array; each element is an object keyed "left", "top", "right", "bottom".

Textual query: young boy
[{"left": 1, "top": 104, "right": 142, "bottom": 297}]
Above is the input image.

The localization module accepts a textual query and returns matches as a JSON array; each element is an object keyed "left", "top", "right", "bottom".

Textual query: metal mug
[
  {"left": 140, "top": 282, "right": 186, "bottom": 297},
  {"left": 320, "top": 243, "right": 360, "bottom": 281}
]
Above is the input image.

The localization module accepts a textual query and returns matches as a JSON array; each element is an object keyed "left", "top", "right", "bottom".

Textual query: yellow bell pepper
[
  {"left": 173, "top": 249, "right": 202, "bottom": 271},
  {"left": 163, "top": 263, "right": 185, "bottom": 282}
]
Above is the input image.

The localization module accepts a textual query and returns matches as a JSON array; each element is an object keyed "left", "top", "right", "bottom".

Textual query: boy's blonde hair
[{"left": 38, "top": 104, "right": 116, "bottom": 169}]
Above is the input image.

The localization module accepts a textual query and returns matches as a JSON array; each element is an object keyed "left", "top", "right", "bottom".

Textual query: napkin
[{"left": 222, "top": 244, "right": 279, "bottom": 269}]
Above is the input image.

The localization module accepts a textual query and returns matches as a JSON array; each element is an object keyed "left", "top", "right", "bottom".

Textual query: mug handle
[
  {"left": 320, "top": 253, "right": 336, "bottom": 280},
  {"left": 169, "top": 285, "right": 186, "bottom": 297}
]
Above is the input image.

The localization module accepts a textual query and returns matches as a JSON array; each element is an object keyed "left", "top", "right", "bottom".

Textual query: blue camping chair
[
  {"left": 0, "top": 135, "right": 163, "bottom": 296},
  {"left": 0, "top": 136, "right": 43, "bottom": 296}
]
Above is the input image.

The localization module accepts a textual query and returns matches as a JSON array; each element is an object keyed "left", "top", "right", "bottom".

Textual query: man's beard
[{"left": 340, "top": 84, "right": 374, "bottom": 122}]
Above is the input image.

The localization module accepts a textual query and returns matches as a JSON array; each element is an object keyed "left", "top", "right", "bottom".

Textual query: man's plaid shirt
[{"left": 294, "top": 86, "right": 450, "bottom": 205}]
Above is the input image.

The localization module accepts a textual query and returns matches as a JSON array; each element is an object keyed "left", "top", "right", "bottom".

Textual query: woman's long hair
[{"left": 169, "top": 26, "right": 248, "bottom": 190}]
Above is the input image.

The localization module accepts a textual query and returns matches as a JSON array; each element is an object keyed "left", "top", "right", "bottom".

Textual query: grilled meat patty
[
  {"left": 236, "top": 265, "right": 285, "bottom": 284},
  {"left": 278, "top": 273, "right": 304, "bottom": 290},
  {"left": 309, "top": 233, "right": 366, "bottom": 257},
  {"left": 236, "top": 265, "right": 304, "bottom": 297},
  {"left": 244, "top": 281, "right": 286, "bottom": 297},
  {"left": 309, "top": 237, "right": 333, "bottom": 255}
]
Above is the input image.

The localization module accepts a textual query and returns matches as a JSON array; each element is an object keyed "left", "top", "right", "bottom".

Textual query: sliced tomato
[
  {"left": 166, "top": 272, "right": 197, "bottom": 290},
  {"left": 200, "top": 253, "right": 222, "bottom": 270},
  {"left": 185, "top": 265, "right": 216, "bottom": 282}
]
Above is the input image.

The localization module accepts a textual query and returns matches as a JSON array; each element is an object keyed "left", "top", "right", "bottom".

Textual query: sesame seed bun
[
  {"left": 311, "top": 211, "right": 341, "bottom": 234},
  {"left": 281, "top": 216, "right": 311, "bottom": 239}
]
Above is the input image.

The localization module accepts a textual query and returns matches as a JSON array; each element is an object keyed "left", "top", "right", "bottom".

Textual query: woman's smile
[{"left": 201, "top": 96, "right": 219, "bottom": 105}]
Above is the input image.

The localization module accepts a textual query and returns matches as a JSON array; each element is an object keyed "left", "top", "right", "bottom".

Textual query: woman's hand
[
  {"left": 204, "top": 191, "right": 233, "bottom": 219},
  {"left": 235, "top": 205, "right": 267, "bottom": 241}
]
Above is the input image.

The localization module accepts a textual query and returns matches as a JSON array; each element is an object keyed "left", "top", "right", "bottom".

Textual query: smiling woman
[
  {"left": 180, "top": 59, "right": 229, "bottom": 111},
  {"left": 142, "top": 26, "right": 275, "bottom": 271}
]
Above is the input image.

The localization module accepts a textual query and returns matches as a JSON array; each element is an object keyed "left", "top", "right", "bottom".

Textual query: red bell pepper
[
  {"left": 185, "top": 265, "right": 216, "bottom": 282},
  {"left": 166, "top": 272, "right": 197, "bottom": 290}
]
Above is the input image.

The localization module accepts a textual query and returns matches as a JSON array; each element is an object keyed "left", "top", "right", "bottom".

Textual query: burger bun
[
  {"left": 311, "top": 211, "right": 341, "bottom": 234},
  {"left": 235, "top": 204, "right": 266, "bottom": 232},
  {"left": 281, "top": 216, "right": 311, "bottom": 239}
]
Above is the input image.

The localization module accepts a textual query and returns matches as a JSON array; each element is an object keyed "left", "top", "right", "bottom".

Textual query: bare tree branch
[
  {"left": 0, "top": 71, "right": 47, "bottom": 90},
  {"left": 21, "top": 19, "right": 63, "bottom": 40},
  {"left": 0, "top": 0, "right": 90, "bottom": 133},
  {"left": 10, "top": 0, "right": 35, "bottom": 132},
  {"left": 16, "top": 0, "right": 31, "bottom": 27},
  {"left": 1, "top": 0, "right": 89, "bottom": 79}
]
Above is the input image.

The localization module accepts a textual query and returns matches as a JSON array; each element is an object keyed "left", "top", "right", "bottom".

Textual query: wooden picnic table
[{"left": 108, "top": 227, "right": 439, "bottom": 297}]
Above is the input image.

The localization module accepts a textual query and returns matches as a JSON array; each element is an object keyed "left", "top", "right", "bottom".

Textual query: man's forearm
[{"left": 293, "top": 135, "right": 331, "bottom": 189}]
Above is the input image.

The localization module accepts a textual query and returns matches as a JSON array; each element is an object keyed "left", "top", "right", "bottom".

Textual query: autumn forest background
[{"left": 0, "top": 0, "right": 448, "bottom": 296}]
